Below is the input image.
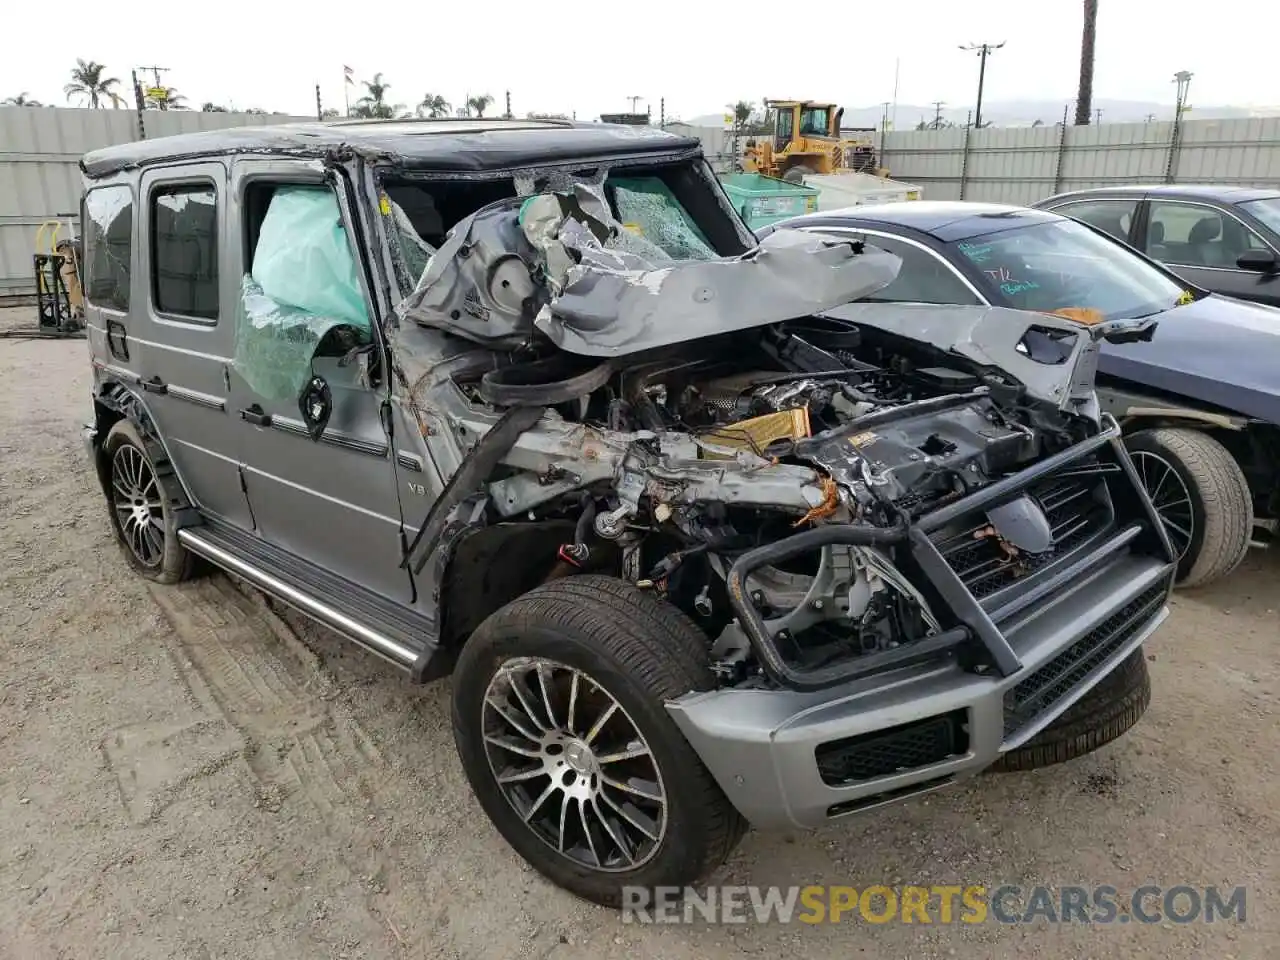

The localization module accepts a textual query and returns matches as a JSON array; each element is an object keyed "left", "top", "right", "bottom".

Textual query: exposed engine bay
[{"left": 388, "top": 177, "right": 1132, "bottom": 689}]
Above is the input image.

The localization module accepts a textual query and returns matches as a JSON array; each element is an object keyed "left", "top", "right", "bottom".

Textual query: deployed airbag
[
  {"left": 234, "top": 187, "right": 372, "bottom": 402},
  {"left": 251, "top": 186, "right": 370, "bottom": 329}
]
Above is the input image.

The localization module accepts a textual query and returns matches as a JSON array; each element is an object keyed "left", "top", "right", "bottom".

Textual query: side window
[
  {"left": 233, "top": 183, "right": 372, "bottom": 403},
  {"left": 83, "top": 185, "right": 133, "bottom": 312},
  {"left": 151, "top": 183, "right": 219, "bottom": 320},
  {"left": 1146, "top": 201, "right": 1266, "bottom": 269},
  {"left": 1053, "top": 199, "right": 1136, "bottom": 244},
  {"left": 858, "top": 236, "right": 982, "bottom": 306}
]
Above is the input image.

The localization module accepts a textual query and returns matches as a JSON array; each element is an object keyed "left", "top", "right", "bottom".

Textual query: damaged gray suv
[{"left": 81, "top": 119, "right": 1177, "bottom": 906}]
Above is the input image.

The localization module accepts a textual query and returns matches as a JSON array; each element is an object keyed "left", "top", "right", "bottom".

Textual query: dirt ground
[{"left": 2, "top": 307, "right": 1277, "bottom": 959}]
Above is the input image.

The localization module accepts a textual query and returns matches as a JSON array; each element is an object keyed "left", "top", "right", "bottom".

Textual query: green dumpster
[{"left": 718, "top": 174, "right": 819, "bottom": 230}]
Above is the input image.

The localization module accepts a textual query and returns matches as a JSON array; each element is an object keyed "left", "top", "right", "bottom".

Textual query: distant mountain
[{"left": 686, "top": 99, "right": 1276, "bottom": 131}]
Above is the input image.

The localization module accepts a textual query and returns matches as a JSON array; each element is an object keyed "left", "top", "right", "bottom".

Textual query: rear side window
[
  {"left": 151, "top": 184, "right": 219, "bottom": 320},
  {"left": 1051, "top": 199, "right": 1137, "bottom": 244},
  {"left": 83, "top": 185, "right": 133, "bottom": 312}
]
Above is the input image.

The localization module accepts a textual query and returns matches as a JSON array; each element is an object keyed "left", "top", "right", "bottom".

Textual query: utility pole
[
  {"left": 504, "top": 90, "right": 512, "bottom": 119},
  {"left": 1166, "top": 70, "right": 1194, "bottom": 183},
  {"left": 660, "top": 97, "right": 665, "bottom": 127},
  {"left": 136, "top": 65, "right": 170, "bottom": 109},
  {"left": 315, "top": 84, "right": 323, "bottom": 121},
  {"left": 131, "top": 69, "right": 146, "bottom": 139},
  {"left": 959, "top": 42, "right": 1004, "bottom": 129},
  {"left": 1094, "top": 108, "right": 1103, "bottom": 124},
  {"left": 626, "top": 95, "right": 642, "bottom": 113},
  {"left": 932, "top": 100, "right": 946, "bottom": 130},
  {"left": 1173, "top": 70, "right": 1193, "bottom": 121}
]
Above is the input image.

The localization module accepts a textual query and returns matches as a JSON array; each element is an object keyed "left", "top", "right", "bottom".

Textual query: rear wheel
[
  {"left": 992, "top": 649, "right": 1151, "bottom": 773},
  {"left": 1126, "top": 427, "right": 1253, "bottom": 588},
  {"left": 783, "top": 164, "right": 815, "bottom": 184},
  {"left": 451, "top": 576, "right": 745, "bottom": 907},
  {"left": 103, "top": 420, "right": 197, "bottom": 583}
]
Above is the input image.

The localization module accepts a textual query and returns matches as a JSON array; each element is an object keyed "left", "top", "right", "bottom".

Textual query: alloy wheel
[
  {"left": 111, "top": 444, "right": 165, "bottom": 567},
  {"left": 481, "top": 657, "right": 667, "bottom": 872},
  {"left": 1131, "top": 449, "right": 1195, "bottom": 560}
]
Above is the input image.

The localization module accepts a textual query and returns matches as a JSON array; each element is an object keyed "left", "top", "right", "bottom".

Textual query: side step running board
[{"left": 177, "top": 528, "right": 419, "bottom": 670}]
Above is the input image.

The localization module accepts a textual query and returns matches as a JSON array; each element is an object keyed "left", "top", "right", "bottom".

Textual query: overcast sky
[{"left": 5, "top": 1, "right": 1276, "bottom": 120}]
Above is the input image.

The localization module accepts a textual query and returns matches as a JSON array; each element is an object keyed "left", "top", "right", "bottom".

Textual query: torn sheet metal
[
  {"left": 395, "top": 184, "right": 900, "bottom": 359},
  {"left": 534, "top": 229, "right": 901, "bottom": 357},
  {"left": 396, "top": 197, "right": 542, "bottom": 349}
]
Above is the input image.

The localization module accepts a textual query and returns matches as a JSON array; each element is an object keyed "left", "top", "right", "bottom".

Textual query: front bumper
[
  {"left": 668, "top": 416, "right": 1176, "bottom": 829},
  {"left": 669, "top": 550, "right": 1169, "bottom": 829}
]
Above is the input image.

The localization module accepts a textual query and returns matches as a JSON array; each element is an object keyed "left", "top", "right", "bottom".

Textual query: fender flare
[{"left": 91, "top": 379, "right": 201, "bottom": 529}]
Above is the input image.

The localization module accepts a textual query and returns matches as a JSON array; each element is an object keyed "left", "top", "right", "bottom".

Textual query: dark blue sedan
[
  {"left": 760, "top": 201, "right": 1280, "bottom": 588},
  {"left": 1034, "top": 185, "right": 1280, "bottom": 307}
]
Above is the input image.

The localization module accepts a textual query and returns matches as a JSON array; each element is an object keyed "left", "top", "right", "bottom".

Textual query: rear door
[
  {"left": 225, "top": 158, "right": 413, "bottom": 604},
  {"left": 132, "top": 162, "right": 255, "bottom": 529},
  {"left": 1044, "top": 197, "right": 1141, "bottom": 247}
]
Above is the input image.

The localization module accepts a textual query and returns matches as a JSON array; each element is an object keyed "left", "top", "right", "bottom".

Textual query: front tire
[
  {"left": 102, "top": 420, "right": 197, "bottom": 583},
  {"left": 451, "top": 576, "right": 746, "bottom": 907},
  {"left": 782, "top": 164, "right": 815, "bottom": 184},
  {"left": 1126, "top": 428, "right": 1253, "bottom": 588}
]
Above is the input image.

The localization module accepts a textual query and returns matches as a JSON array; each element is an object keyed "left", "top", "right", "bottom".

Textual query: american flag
[{"left": 343, "top": 65, "right": 354, "bottom": 84}]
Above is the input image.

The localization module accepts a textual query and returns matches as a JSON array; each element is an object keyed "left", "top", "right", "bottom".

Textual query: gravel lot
[{"left": 2, "top": 306, "right": 1277, "bottom": 958}]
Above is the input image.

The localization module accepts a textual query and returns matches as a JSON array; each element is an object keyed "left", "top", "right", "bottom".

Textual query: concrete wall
[
  {"left": 879, "top": 116, "right": 1280, "bottom": 205},
  {"left": 0, "top": 107, "right": 309, "bottom": 297}
]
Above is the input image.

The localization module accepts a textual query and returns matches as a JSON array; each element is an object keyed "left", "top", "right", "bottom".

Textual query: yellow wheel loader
[{"left": 743, "top": 100, "right": 878, "bottom": 183}]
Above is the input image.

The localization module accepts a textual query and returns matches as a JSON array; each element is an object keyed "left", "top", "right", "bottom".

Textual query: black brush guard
[{"left": 725, "top": 416, "right": 1177, "bottom": 692}]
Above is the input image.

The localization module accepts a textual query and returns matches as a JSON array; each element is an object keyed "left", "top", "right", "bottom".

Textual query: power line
[{"left": 959, "top": 42, "right": 1004, "bottom": 128}]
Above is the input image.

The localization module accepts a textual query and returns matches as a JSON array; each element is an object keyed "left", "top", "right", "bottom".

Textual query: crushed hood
[{"left": 395, "top": 184, "right": 900, "bottom": 355}]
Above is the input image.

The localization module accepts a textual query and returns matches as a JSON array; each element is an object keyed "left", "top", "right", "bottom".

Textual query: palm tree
[
  {"left": 64, "top": 59, "right": 124, "bottom": 108},
  {"left": 467, "top": 94, "right": 494, "bottom": 118},
  {"left": 1075, "top": 0, "right": 1098, "bottom": 125},
  {"left": 201, "top": 102, "right": 228, "bottom": 112},
  {"left": 352, "top": 73, "right": 404, "bottom": 119},
  {"left": 320, "top": 108, "right": 340, "bottom": 119},
  {"left": 417, "top": 93, "right": 451, "bottom": 118},
  {"left": 3, "top": 92, "right": 42, "bottom": 107}
]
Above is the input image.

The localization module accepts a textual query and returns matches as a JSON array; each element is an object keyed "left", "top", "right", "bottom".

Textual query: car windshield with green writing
[{"left": 948, "top": 219, "right": 1194, "bottom": 321}]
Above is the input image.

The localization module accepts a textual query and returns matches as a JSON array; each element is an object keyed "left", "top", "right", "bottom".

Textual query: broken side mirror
[{"left": 298, "top": 375, "right": 333, "bottom": 441}]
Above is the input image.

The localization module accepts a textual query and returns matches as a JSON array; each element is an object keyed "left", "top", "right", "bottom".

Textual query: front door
[
  {"left": 1142, "top": 199, "right": 1280, "bottom": 305},
  {"left": 225, "top": 158, "right": 413, "bottom": 603}
]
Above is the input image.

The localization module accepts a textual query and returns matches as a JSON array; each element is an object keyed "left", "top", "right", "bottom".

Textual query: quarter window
[
  {"left": 1052, "top": 199, "right": 1137, "bottom": 244},
  {"left": 83, "top": 185, "right": 133, "bottom": 312},
  {"left": 151, "top": 184, "right": 219, "bottom": 320}
]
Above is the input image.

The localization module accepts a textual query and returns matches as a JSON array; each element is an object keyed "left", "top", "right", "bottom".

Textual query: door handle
[
  {"left": 140, "top": 375, "right": 167, "bottom": 395},
  {"left": 238, "top": 404, "right": 272, "bottom": 427}
]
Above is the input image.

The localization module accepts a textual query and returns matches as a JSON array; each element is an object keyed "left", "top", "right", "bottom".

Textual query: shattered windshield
[
  {"left": 950, "top": 219, "right": 1195, "bottom": 321},
  {"left": 608, "top": 177, "right": 716, "bottom": 261}
]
